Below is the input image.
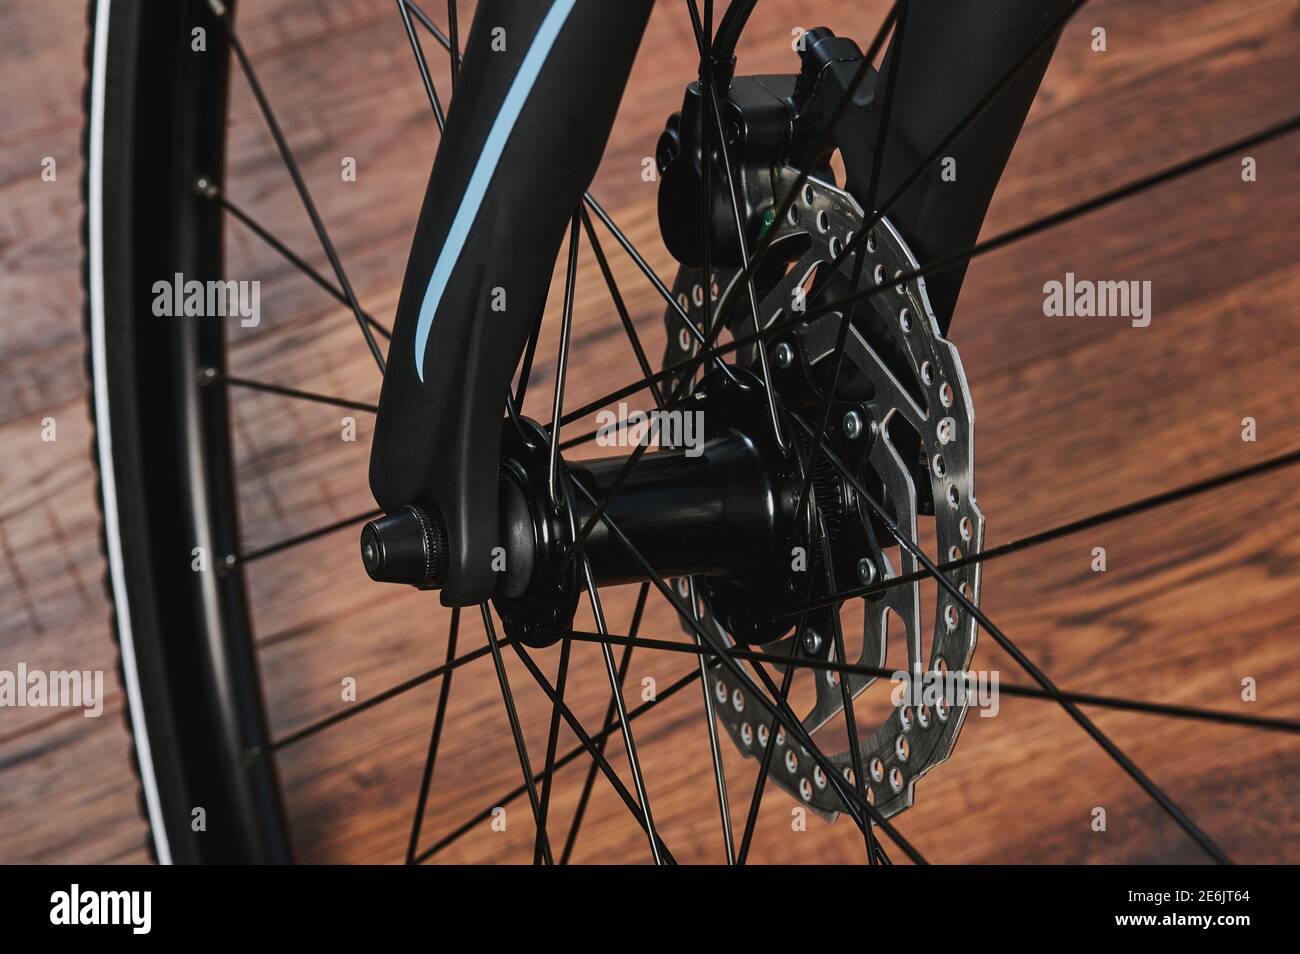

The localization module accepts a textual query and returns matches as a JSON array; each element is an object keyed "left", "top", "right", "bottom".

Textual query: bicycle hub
[{"left": 360, "top": 369, "right": 828, "bottom": 646}]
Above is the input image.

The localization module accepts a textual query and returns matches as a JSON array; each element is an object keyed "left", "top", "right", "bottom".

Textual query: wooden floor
[{"left": 3, "top": 0, "right": 1299, "bottom": 864}]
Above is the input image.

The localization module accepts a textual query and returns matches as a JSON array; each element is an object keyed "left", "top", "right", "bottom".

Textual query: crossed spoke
[
  {"left": 397, "top": 0, "right": 447, "bottom": 131},
  {"left": 406, "top": 607, "right": 460, "bottom": 864},
  {"left": 197, "top": 184, "right": 392, "bottom": 340},
  {"left": 686, "top": 573, "right": 738, "bottom": 864},
  {"left": 736, "top": 637, "right": 797, "bottom": 864},
  {"left": 580, "top": 559, "right": 665, "bottom": 864},
  {"left": 482, "top": 604, "right": 555, "bottom": 864},
  {"left": 817, "top": 518, "right": 880, "bottom": 864},
  {"left": 560, "top": 583, "right": 649, "bottom": 863},
  {"left": 442, "top": 644, "right": 683, "bottom": 865},
  {"left": 210, "top": 6, "right": 386, "bottom": 374}
]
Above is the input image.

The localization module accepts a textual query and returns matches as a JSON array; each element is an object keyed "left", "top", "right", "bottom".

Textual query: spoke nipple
[
  {"left": 208, "top": 0, "right": 229, "bottom": 18},
  {"left": 193, "top": 175, "right": 219, "bottom": 199},
  {"left": 856, "top": 557, "right": 877, "bottom": 585},
  {"left": 197, "top": 366, "right": 219, "bottom": 384},
  {"left": 774, "top": 341, "right": 794, "bottom": 369},
  {"left": 843, "top": 410, "right": 864, "bottom": 439}
]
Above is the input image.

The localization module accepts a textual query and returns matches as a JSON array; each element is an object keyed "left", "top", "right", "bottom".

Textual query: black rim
[{"left": 90, "top": 0, "right": 289, "bottom": 863}]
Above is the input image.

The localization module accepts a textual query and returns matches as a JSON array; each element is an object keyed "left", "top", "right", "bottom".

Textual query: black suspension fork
[{"left": 368, "top": 0, "right": 654, "bottom": 605}]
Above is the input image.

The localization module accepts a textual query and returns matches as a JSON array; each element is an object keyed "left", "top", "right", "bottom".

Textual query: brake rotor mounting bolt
[
  {"left": 856, "top": 557, "right": 877, "bottom": 585},
  {"left": 843, "top": 410, "right": 864, "bottom": 439},
  {"left": 774, "top": 342, "right": 794, "bottom": 369},
  {"left": 802, "top": 628, "right": 823, "bottom": 656}
]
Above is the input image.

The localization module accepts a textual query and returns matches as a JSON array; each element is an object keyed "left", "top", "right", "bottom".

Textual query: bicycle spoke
[
  {"left": 212, "top": 8, "right": 387, "bottom": 375},
  {"left": 397, "top": 0, "right": 447, "bottom": 131},
  {"left": 561, "top": 439, "right": 653, "bottom": 572},
  {"left": 556, "top": 628, "right": 1300, "bottom": 735},
  {"left": 688, "top": 0, "right": 785, "bottom": 449},
  {"left": 697, "top": 0, "right": 717, "bottom": 388},
  {"left": 737, "top": 640, "right": 796, "bottom": 864},
  {"left": 861, "top": 3, "right": 906, "bottom": 220},
  {"left": 792, "top": 1, "right": 907, "bottom": 526},
  {"left": 802, "top": 113, "right": 1300, "bottom": 329},
  {"left": 560, "top": 582, "right": 648, "bottom": 864},
  {"left": 406, "top": 606, "right": 460, "bottom": 864},
  {"left": 513, "top": 305, "right": 546, "bottom": 410},
  {"left": 582, "top": 559, "right": 665, "bottom": 864},
  {"left": 199, "top": 185, "right": 391, "bottom": 340},
  {"left": 231, "top": 508, "right": 382, "bottom": 566},
  {"left": 534, "top": 635, "right": 572, "bottom": 865},
  {"left": 787, "top": 447, "right": 1300, "bottom": 615},
  {"left": 795, "top": 416, "right": 1234, "bottom": 864},
  {"left": 403, "top": 0, "right": 453, "bottom": 54},
  {"left": 579, "top": 207, "right": 665, "bottom": 409},
  {"left": 686, "top": 577, "right": 736, "bottom": 863},
  {"left": 256, "top": 639, "right": 498, "bottom": 758},
  {"left": 558, "top": 424, "right": 601, "bottom": 451},
  {"left": 817, "top": 519, "right": 880, "bottom": 864},
  {"left": 511, "top": 638, "right": 677, "bottom": 865},
  {"left": 446, "top": 0, "right": 461, "bottom": 86},
  {"left": 548, "top": 215, "right": 580, "bottom": 507},
  {"left": 581, "top": 191, "right": 737, "bottom": 382},
  {"left": 693, "top": 1, "right": 737, "bottom": 863},
  {"left": 209, "top": 371, "right": 377, "bottom": 414},
  {"left": 481, "top": 604, "right": 554, "bottom": 864}
]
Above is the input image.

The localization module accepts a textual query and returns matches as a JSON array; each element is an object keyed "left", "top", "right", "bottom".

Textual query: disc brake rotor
[{"left": 663, "top": 176, "right": 985, "bottom": 820}]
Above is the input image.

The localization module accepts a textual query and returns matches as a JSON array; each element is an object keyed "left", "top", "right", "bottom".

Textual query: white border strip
[
  {"left": 88, "top": 0, "right": 173, "bottom": 865},
  {"left": 412, "top": 0, "right": 577, "bottom": 381}
]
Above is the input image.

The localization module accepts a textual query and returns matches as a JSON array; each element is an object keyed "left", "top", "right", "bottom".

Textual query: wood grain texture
[{"left": 1, "top": 0, "right": 1298, "bottom": 865}]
